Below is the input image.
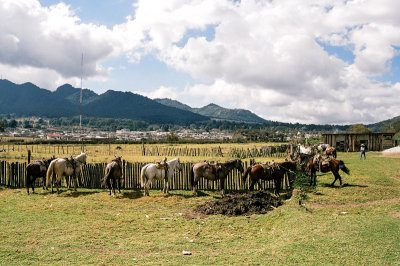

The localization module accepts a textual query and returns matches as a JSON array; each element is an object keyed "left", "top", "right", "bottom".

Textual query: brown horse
[
  {"left": 190, "top": 159, "right": 244, "bottom": 196},
  {"left": 26, "top": 156, "right": 55, "bottom": 194},
  {"left": 325, "top": 147, "right": 337, "bottom": 158},
  {"left": 307, "top": 157, "right": 349, "bottom": 187},
  {"left": 102, "top": 156, "right": 123, "bottom": 196},
  {"left": 242, "top": 160, "right": 297, "bottom": 195}
]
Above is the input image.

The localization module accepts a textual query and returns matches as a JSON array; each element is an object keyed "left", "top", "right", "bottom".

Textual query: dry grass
[{"left": 0, "top": 142, "right": 285, "bottom": 163}]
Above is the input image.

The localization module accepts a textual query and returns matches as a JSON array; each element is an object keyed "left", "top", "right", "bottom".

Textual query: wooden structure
[
  {"left": 322, "top": 132, "right": 395, "bottom": 152},
  {"left": 0, "top": 160, "right": 291, "bottom": 192}
]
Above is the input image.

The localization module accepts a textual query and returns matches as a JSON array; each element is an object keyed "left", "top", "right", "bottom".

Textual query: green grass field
[{"left": 0, "top": 152, "right": 399, "bottom": 265}]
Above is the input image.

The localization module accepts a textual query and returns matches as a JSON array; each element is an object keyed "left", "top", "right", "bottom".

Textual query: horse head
[
  {"left": 168, "top": 158, "right": 182, "bottom": 172},
  {"left": 75, "top": 152, "right": 87, "bottom": 165},
  {"left": 235, "top": 159, "right": 244, "bottom": 173}
]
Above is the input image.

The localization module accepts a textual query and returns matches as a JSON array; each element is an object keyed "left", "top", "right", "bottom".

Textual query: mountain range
[
  {"left": 154, "top": 98, "right": 268, "bottom": 123},
  {"left": 0, "top": 79, "right": 270, "bottom": 125},
  {"left": 1, "top": 79, "right": 398, "bottom": 132}
]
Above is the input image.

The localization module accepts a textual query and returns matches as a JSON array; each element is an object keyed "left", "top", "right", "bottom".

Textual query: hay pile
[
  {"left": 382, "top": 146, "right": 400, "bottom": 154},
  {"left": 193, "top": 191, "right": 282, "bottom": 216}
]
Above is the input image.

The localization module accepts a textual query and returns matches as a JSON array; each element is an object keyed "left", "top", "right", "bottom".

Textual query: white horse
[
  {"left": 140, "top": 158, "right": 182, "bottom": 196},
  {"left": 46, "top": 152, "right": 87, "bottom": 193}
]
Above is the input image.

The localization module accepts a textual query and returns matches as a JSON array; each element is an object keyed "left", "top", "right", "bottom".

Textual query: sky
[{"left": 1, "top": 0, "right": 400, "bottom": 125}]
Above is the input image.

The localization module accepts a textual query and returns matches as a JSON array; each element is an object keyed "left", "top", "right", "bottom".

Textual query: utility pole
[{"left": 80, "top": 53, "right": 83, "bottom": 131}]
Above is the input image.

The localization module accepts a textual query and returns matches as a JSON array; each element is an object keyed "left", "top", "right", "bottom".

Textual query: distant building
[
  {"left": 322, "top": 132, "right": 395, "bottom": 152},
  {"left": 47, "top": 133, "right": 62, "bottom": 140}
]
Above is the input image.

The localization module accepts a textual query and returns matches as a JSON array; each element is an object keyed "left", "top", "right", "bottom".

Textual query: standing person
[{"left": 360, "top": 144, "right": 366, "bottom": 160}]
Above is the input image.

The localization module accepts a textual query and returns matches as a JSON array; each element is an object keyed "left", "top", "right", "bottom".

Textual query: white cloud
[
  {"left": 1, "top": 0, "right": 400, "bottom": 124},
  {"left": 0, "top": 0, "right": 116, "bottom": 89},
  {"left": 128, "top": 0, "right": 400, "bottom": 124}
]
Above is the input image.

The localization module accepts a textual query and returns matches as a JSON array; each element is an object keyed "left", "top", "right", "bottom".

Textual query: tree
[
  {"left": 0, "top": 120, "right": 4, "bottom": 132},
  {"left": 23, "top": 120, "right": 33, "bottom": 128},
  {"left": 9, "top": 119, "right": 17, "bottom": 128},
  {"left": 164, "top": 132, "right": 179, "bottom": 142},
  {"left": 348, "top": 124, "right": 372, "bottom": 134}
]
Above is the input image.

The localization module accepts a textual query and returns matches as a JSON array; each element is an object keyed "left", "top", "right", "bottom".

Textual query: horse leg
[
  {"left": 117, "top": 177, "right": 121, "bottom": 194},
  {"left": 74, "top": 174, "right": 78, "bottom": 191},
  {"left": 50, "top": 174, "right": 54, "bottom": 193},
  {"left": 56, "top": 176, "right": 60, "bottom": 194},
  {"left": 106, "top": 178, "right": 111, "bottom": 195},
  {"left": 331, "top": 173, "right": 338, "bottom": 187},
  {"left": 220, "top": 179, "right": 225, "bottom": 197},
  {"left": 145, "top": 180, "right": 152, "bottom": 196},
  {"left": 31, "top": 178, "right": 35, "bottom": 194},
  {"left": 26, "top": 176, "right": 31, "bottom": 194},
  {"left": 273, "top": 178, "right": 279, "bottom": 196},
  {"left": 112, "top": 178, "right": 116, "bottom": 196},
  {"left": 192, "top": 177, "right": 198, "bottom": 196},
  {"left": 249, "top": 179, "right": 255, "bottom": 191},
  {"left": 331, "top": 172, "right": 342, "bottom": 187},
  {"left": 164, "top": 179, "right": 169, "bottom": 195}
]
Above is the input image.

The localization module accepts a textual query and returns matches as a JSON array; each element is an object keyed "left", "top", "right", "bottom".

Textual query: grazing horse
[
  {"left": 296, "top": 153, "right": 314, "bottom": 175},
  {"left": 242, "top": 160, "right": 297, "bottom": 195},
  {"left": 102, "top": 156, "right": 123, "bottom": 196},
  {"left": 26, "top": 156, "right": 55, "bottom": 194},
  {"left": 190, "top": 159, "right": 244, "bottom": 196},
  {"left": 46, "top": 152, "right": 87, "bottom": 193},
  {"left": 307, "top": 157, "right": 350, "bottom": 187},
  {"left": 140, "top": 158, "right": 182, "bottom": 196}
]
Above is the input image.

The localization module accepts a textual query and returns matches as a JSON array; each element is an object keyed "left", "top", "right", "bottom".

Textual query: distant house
[
  {"left": 47, "top": 133, "right": 62, "bottom": 140},
  {"left": 322, "top": 132, "right": 395, "bottom": 152}
]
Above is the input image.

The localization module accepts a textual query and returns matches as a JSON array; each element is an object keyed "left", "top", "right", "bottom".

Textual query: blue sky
[{"left": 1, "top": 0, "right": 400, "bottom": 124}]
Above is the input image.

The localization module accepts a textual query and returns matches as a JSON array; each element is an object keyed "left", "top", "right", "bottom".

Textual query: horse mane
[{"left": 222, "top": 159, "right": 239, "bottom": 167}]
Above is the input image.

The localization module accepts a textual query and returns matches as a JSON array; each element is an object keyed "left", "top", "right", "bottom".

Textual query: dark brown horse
[
  {"left": 307, "top": 157, "right": 349, "bottom": 187},
  {"left": 242, "top": 160, "right": 297, "bottom": 195},
  {"left": 102, "top": 156, "right": 123, "bottom": 196},
  {"left": 190, "top": 159, "right": 244, "bottom": 196},
  {"left": 26, "top": 156, "right": 55, "bottom": 194}
]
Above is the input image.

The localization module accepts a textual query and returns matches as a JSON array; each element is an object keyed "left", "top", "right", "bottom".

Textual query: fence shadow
[
  {"left": 60, "top": 190, "right": 100, "bottom": 197},
  {"left": 171, "top": 190, "right": 212, "bottom": 198},
  {"left": 121, "top": 190, "right": 143, "bottom": 199},
  {"left": 320, "top": 183, "right": 368, "bottom": 188}
]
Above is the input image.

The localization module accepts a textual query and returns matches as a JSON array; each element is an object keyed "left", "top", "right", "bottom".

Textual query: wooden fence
[
  {"left": 0, "top": 160, "right": 291, "bottom": 192},
  {"left": 0, "top": 143, "right": 289, "bottom": 159}
]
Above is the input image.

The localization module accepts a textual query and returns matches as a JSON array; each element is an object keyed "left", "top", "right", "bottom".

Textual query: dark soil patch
[{"left": 193, "top": 191, "right": 282, "bottom": 217}]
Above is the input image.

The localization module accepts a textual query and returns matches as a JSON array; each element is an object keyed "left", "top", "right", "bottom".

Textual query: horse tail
[
  {"left": 140, "top": 165, "right": 148, "bottom": 188},
  {"left": 242, "top": 167, "right": 251, "bottom": 182},
  {"left": 46, "top": 160, "right": 56, "bottom": 187},
  {"left": 190, "top": 165, "right": 195, "bottom": 189},
  {"left": 102, "top": 166, "right": 113, "bottom": 186},
  {"left": 339, "top": 160, "right": 350, "bottom": 175}
]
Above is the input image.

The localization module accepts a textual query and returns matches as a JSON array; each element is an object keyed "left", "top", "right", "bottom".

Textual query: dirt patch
[
  {"left": 190, "top": 191, "right": 282, "bottom": 217},
  {"left": 389, "top": 211, "right": 400, "bottom": 218}
]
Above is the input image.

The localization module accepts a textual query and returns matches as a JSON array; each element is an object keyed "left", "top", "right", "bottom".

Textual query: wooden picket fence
[
  {"left": 0, "top": 143, "right": 289, "bottom": 159},
  {"left": 0, "top": 160, "right": 292, "bottom": 192}
]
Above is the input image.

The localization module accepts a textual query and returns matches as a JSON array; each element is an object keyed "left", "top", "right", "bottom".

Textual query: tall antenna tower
[{"left": 80, "top": 53, "right": 83, "bottom": 131}]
